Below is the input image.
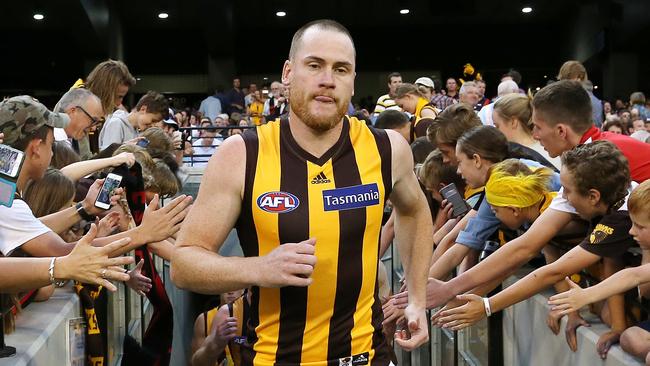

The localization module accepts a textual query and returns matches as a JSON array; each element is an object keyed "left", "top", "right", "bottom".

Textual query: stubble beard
[{"left": 290, "top": 90, "right": 348, "bottom": 133}]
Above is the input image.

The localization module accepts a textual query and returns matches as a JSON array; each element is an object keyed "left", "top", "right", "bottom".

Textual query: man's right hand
[
  {"left": 255, "top": 238, "right": 317, "bottom": 287},
  {"left": 140, "top": 194, "right": 193, "bottom": 243}
]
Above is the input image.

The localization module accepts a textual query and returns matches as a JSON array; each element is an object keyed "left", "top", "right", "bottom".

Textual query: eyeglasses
[{"left": 75, "top": 105, "right": 102, "bottom": 127}]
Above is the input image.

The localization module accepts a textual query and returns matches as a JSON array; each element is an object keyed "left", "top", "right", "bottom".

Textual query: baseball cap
[
  {"left": 0, "top": 95, "right": 70, "bottom": 147},
  {"left": 415, "top": 77, "right": 435, "bottom": 89},
  {"left": 163, "top": 119, "right": 179, "bottom": 131}
]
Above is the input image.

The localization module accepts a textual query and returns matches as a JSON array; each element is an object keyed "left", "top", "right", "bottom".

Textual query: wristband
[
  {"left": 49, "top": 257, "right": 66, "bottom": 287},
  {"left": 76, "top": 201, "right": 96, "bottom": 221},
  {"left": 483, "top": 297, "right": 492, "bottom": 317}
]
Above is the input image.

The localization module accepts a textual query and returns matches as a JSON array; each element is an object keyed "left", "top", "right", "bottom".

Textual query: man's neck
[
  {"left": 288, "top": 111, "right": 344, "bottom": 158},
  {"left": 16, "top": 168, "right": 32, "bottom": 194}
]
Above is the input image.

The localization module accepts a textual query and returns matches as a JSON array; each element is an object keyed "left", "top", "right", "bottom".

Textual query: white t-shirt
[
  {"left": 0, "top": 199, "right": 51, "bottom": 256},
  {"left": 550, "top": 181, "right": 638, "bottom": 214},
  {"left": 190, "top": 137, "right": 222, "bottom": 167},
  {"left": 53, "top": 128, "right": 71, "bottom": 145}
]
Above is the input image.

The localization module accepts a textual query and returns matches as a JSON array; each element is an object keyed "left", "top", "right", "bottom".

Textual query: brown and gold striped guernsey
[{"left": 236, "top": 115, "right": 393, "bottom": 366}]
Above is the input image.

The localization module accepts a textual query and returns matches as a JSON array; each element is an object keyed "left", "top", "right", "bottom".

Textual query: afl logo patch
[{"left": 257, "top": 191, "right": 300, "bottom": 213}]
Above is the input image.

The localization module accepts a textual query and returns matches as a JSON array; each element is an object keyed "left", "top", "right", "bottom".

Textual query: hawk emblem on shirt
[{"left": 589, "top": 223, "right": 614, "bottom": 244}]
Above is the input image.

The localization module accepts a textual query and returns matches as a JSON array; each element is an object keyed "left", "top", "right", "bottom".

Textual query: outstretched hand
[{"left": 57, "top": 224, "right": 134, "bottom": 291}]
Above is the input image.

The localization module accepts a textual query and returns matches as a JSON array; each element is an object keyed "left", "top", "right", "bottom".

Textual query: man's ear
[
  {"left": 556, "top": 123, "right": 569, "bottom": 139},
  {"left": 512, "top": 207, "right": 522, "bottom": 217},
  {"left": 587, "top": 188, "right": 602, "bottom": 206},
  {"left": 27, "top": 138, "right": 43, "bottom": 159},
  {"left": 138, "top": 105, "right": 148, "bottom": 113},
  {"left": 281, "top": 60, "right": 292, "bottom": 86}
]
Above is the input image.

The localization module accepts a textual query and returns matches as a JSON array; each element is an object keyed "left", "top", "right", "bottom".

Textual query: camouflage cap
[{"left": 0, "top": 95, "right": 70, "bottom": 147}]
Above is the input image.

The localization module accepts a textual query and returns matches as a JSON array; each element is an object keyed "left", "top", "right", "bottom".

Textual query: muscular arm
[
  {"left": 387, "top": 130, "right": 433, "bottom": 309},
  {"left": 171, "top": 136, "right": 255, "bottom": 294},
  {"left": 379, "top": 211, "right": 395, "bottom": 258},
  {"left": 440, "top": 209, "right": 573, "bottom": 302}
]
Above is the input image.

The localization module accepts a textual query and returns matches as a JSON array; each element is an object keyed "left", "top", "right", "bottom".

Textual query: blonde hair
[
  {"left": 557, "top": 60, "right": 587, "bottom": 81},
  {"left": 395, "top": 83, "right": 429, "bottom": 100},
  {"left": 23, "top": 168, "right": 75, "bottom": 217},
  {"left": 485, "top": 159, "right": 553, "bottom": 208},
  {"left": 493, "top": 93, "right": 534, "bottom": 133},
  {"left": 629, "top": 180, "right": 650, "bottom": 222},
  {"left": 147, "top": 160, "right": 180, "bottom": 198},
  {"left": 141, "top": 127, "right": 174, "bottom": 153},
  {"left": 85, "top": 59, "right": 136, "bottom": 114}
]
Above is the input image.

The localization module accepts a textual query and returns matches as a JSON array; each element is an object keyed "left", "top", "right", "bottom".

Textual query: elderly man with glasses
[{"left": 54, "top": 88, "right": 104, "bottom": 145}]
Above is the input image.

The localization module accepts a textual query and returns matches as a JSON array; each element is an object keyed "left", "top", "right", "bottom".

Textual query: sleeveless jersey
[
  {"left": 206, "top": 296, "right": 250, "bottom": 366},
  {"left": 236, "top": 116, "right": 393, "bottom": 366}
]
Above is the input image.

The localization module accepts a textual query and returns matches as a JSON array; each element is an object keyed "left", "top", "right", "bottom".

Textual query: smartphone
[
  {"left": 94, "top": 173, "right": 123, "bottom": 210},
  {"left": 439, "top": 183, "right": 471, "bottom": 218},
  {"left": 0, "top": 144, "right": 25, "bottom": 179},
  {"left": 136, "top": 138, "right": 150, "bottom": 148}
]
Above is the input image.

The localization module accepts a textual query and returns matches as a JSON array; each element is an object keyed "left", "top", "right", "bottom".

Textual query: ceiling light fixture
[
  {"left": 521, "top": 6, "right": 533, "bottom": 13},
  {"left": 33, "top": 13, "right": 44, "bottom": 20},
  {"left": 276, "top": 11, "right": 286, "bottom": 17},
  {"left": 158, "top": 12, "right": 169, "bottom": 19},
  {"left": 400, "top": 9, "right": 410, "bottom": 15}
]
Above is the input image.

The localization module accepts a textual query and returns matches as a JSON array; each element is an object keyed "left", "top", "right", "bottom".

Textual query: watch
[{"left": 76, "top": 202, "right": 96, "bottom": 221}]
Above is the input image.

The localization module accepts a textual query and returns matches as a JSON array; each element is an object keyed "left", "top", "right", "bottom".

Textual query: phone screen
[
  {"left": 95, "top": 174, "right": 122, "bottom": 209},
  {"left": 439, "top": 183, "right": 470, "bottom": 218},
  {"left": 0, "top": 144, "right": 24, "bottom": 178}
]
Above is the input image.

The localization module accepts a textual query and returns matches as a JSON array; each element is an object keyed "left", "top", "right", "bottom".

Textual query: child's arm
[
  {"left": 638, "top": 249, "right": 650, "bottom": 298},
  {"left": 549, "top": 263, "right": 650, "bottom": 315}
]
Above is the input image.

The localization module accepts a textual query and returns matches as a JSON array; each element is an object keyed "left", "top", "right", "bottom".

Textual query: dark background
[{"left": 1, "top": 0, "right": 648, "bottom": 109}]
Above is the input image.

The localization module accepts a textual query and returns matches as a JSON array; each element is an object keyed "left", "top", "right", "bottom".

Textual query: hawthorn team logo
[
  {"left": 257, "top": 191, "right": 300, "bottom": 213},
  {"left": 589, "top": 223, "right": 614, "bottom": 244}
]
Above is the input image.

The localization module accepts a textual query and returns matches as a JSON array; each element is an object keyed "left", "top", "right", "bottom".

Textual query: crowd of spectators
[{"left": 1, "top": 54, "right": 650, "bottom": 365}]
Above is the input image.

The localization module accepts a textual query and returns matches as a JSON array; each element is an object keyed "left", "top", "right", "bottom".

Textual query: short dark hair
[
  {"left": 374, "top": 110, "right": 409, "bottom": 130},
  {"left": 428, "top": 103, "right": 482, "bottom": 147},
  {"left": 411, "top": 136, "right": 436, "bottom": 164},
  {"left": 289, "top": 19, "right": 355, "bottom": 60},
  {"left": 13, "top": 125, "right": 51, "bottom": 152},
  {"left": 506, "top": 69, "right": 522, "bottom": 84},
  {"left": 135, "top": 91, "right": 170, "bottom": 119},
  {"left": 388, "top": 72, "right": 402, "bottom": 84},
  {"left": 532, "top": 80, "right": 593, "bottom": 134},
  {"left": 561, "top": 141, "right": 630, "bottom": 207}
]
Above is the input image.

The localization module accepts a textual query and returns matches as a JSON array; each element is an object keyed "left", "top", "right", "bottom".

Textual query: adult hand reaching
[
  {"left": 140, "top": 194, "right": 193, "bottom": 243},
  {"left": 434, "top": 294, "right": 486, "bottom": 331},
  {"left": 83, "top": 179, "right": 124, "bottom": 216},
  {"left": 56, "top": 224, "right": 134, "bottom": 291}
]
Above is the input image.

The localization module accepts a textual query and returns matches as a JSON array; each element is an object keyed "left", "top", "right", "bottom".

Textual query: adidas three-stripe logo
[{"left": 311, "top": 172, "right": 331, "bottom": 184}]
